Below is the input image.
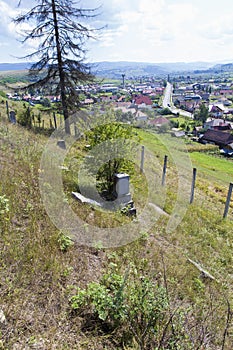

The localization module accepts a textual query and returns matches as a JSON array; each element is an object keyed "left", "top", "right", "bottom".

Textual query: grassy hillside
[{"left": 0, "top": 113, "right": 232, "bottom": 349}]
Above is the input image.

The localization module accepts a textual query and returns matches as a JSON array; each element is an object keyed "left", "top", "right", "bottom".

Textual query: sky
[{"left": 1, "top": 0, "right": 233, "bottom": 64}]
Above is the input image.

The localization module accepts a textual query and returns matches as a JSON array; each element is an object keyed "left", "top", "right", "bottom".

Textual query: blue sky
[{"left": 1, "top": 0, "right": 233, "bottom": 64}]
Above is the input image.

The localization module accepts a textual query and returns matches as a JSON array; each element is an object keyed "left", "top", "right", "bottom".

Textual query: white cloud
[
  {"left": 2, "top": 0, "right": 233, "bottom": 63},
  {"left": 96, "top": 0, "right": 200, "bottom": 57},
  {"left": 0, "top": 1, "right": 17, "bottom": 37},
  {"left": 202, "top": 14, "right": 233, "bottom": 41}
]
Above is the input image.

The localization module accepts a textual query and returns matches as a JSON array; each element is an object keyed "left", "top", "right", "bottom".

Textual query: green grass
[
  {"left": 190, "top": 151, "right": 233, "bottom": 184},
  {"left": 0, "top": 117, "right": 233, "bottom": 349},
  {"left": 137, "top": 127, "right": 233, "bottom": 183},
  {"left": 135, "top": 128, "right": 167, "bottom": 155},
  {"left": 169, "top": 116, "right": 187, "bottom": 124}
]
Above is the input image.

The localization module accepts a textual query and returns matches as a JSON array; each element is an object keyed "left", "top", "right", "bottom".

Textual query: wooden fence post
[
  {"left": 140, "top": 145, "right": 145, "bottom": 173},
  {"left": 162, "top": 155, "right": 168, "bottom": 186},
  {"left": 53, "top": 112, "right": 57, "bottom": 129},
  {"left": 223, "top": 182, "right": 233, "bottom": 218},
  {"left": 190, "top": 168, "right": 197, "bottom": 204},
  {"left": 6, "top": 101, "right": 9, "bottom": 120}
]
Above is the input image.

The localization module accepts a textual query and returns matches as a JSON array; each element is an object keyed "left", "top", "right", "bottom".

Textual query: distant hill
[
  {"left": 191, "top": 62, "right": 233, "bottom": 74},
  {"left": 91, "top": 61, "right": 168, "bottom": 78},
  {"left": 0, "top": 61, "right": 167, "bottom": 77},
  {"left": 211, "top": 62, "right": 233, "bottom": 72},
  {"left": 0, "top": 62, "right": 32, "bottom": 71},
  {"left": 0, "top": 60, "right": 226, "bottom": 78},
  {"left": 90, "top": 61, "right": 218, "bottom": 78},
  {"left": 156, "top": 61, "right": 215, "bottom": 72}
]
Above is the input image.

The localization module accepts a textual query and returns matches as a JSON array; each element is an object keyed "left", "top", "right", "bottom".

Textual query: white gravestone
[
  {"left": 114, "top": 173, "right": 136, "bottom": 215},
  {"left": 115, "top": 173, "right": 130, "bottom": 197}
]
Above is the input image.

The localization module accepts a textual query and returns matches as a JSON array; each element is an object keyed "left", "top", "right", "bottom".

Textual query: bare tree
[{"left": 14, "top": 0, "right": 100, "bottom": 133}]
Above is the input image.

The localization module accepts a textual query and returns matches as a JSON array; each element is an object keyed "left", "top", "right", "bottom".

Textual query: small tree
[
  {"left": 17, "top": 107, "right": 32, "bottom": 128},
  {"left": 85, "top": 112, "right": 139, "bottom": 197},
  {"left": 14, "top": 0, "right": 100, "bottom": 133},
  {"left": 160, "top": 107, "right": 171, "bottom": 115},
  {"left": 194, "top": 103, "right": 209, "bottom": 124}
]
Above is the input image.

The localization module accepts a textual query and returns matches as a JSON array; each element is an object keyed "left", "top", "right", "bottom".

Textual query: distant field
[
  {"left": 137, "top": 128, "right": 233, "bottom": 183},
  {"left": 190, "top": 151, "right": 233, "bottom": 184}
]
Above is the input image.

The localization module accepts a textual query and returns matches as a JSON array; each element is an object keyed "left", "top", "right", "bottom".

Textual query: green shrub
[
  {"left": 70, "top": 263, "right": 169, "bottom": 348},
  {"left": 17, "top": 107, "right": 32, "bottom": 128},
  {"left": 0, "top": 195, "right": 9, "bottom": 216},
  {"left": 58, "top": 232, "right": 74, "bottom": 252},
  {"left": 85, "top": 119, "right": 139, "bottom": 197}
]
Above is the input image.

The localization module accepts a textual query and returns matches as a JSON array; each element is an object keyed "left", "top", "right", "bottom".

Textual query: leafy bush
[
  {"left": 0, "top": 195, "right": 9, "bottom": 216},
  {"left": 58, "top": 232, "right": 74, "bottom": 252},
  {"left": 70, "top": 255, "right": 229, "bottom": 349},
  {"left": 160, "top": 107, "right": 171, "bottom": 115},
  {"left": 170, "top": 119, "right": 179, "bottom": 128},
  {"left": 17, "top": 107, "right": 32, "bottom": 128},
  {"left": 70, "top": 263, "right": 170, "bottom": 349},
  {"left": 85, "top": 119, "right": 139, "bottom": 197},
  {"left": 0, "top": 195, "right": 10, "bottom": 230}
]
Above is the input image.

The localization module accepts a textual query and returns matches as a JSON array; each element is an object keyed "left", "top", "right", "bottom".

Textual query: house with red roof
[{"left": 134, "top": 95, "right": 152, "bottom": 106}]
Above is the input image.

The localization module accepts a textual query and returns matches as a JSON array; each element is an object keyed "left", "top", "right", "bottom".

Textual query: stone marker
[
  {"left": 72, "top": 173, "right": 136, "bottom": 216},
  {"left": 114, "top": 173, "right": 136, "bottom": 215},
  {"left": 57, "top": 140, "right": 66, "bottom": 149},
  {"left": 72, "top": 192, "right": 102, "bottom": 207},
  {"left": 115, "top": 173, "right": 130, "bottom": 197},
  {"left": 9, "top": 110, "right": 16, "bottom": 124}
]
